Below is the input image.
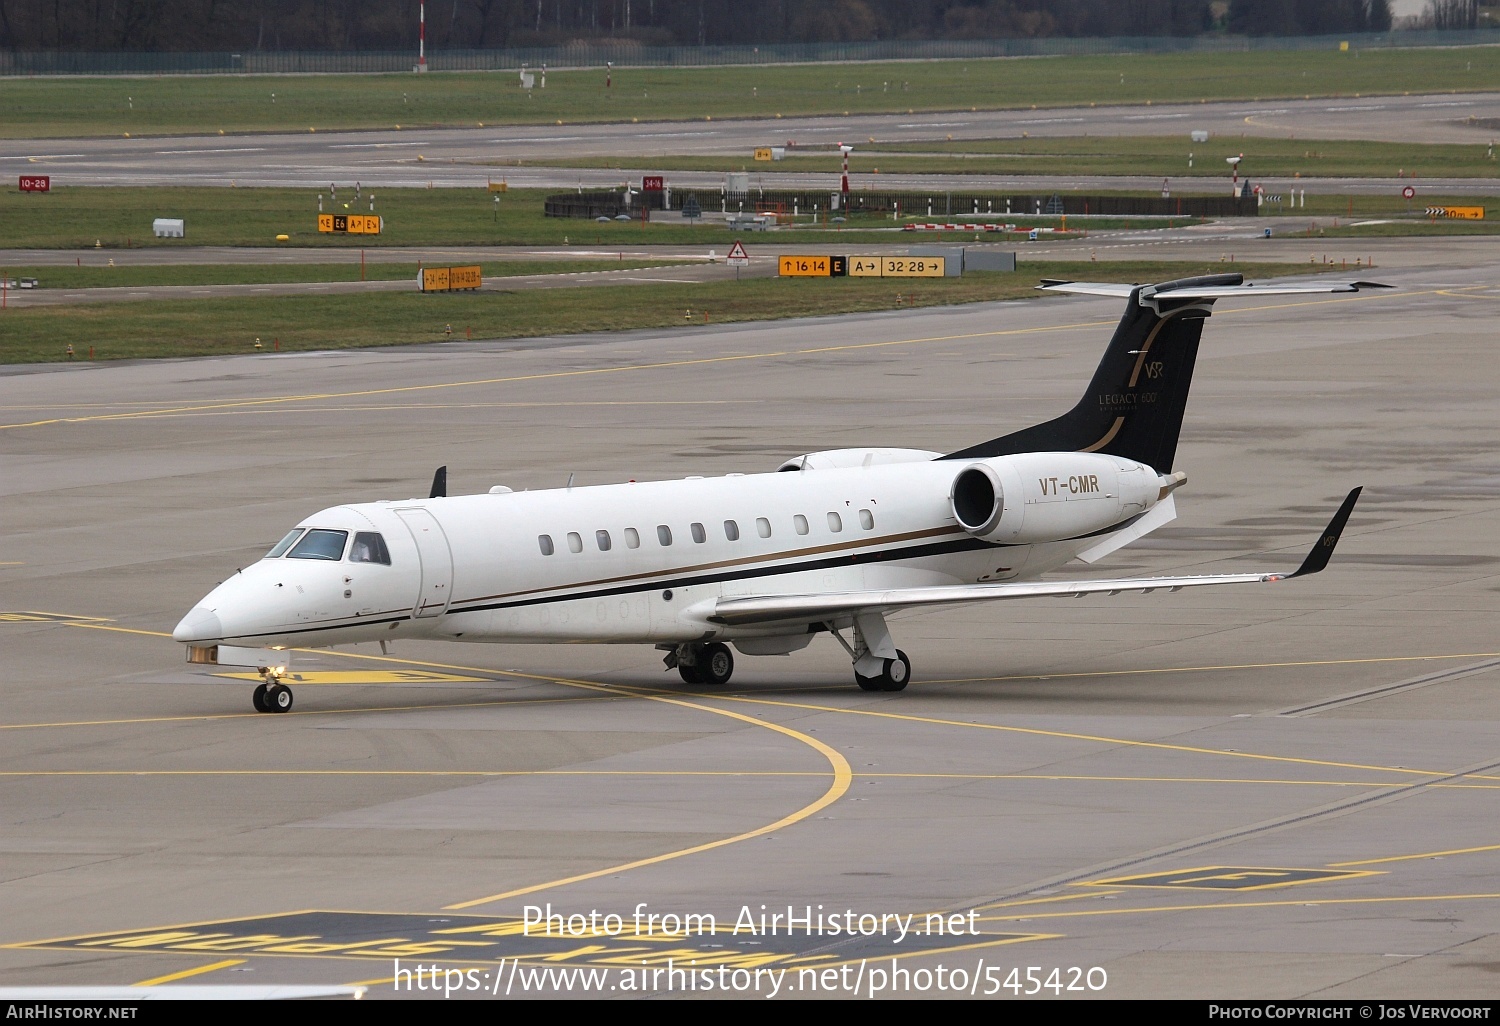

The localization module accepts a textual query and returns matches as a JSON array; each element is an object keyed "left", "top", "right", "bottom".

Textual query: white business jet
[{"left": 175, "top": 273, "right": 1379, "bottom": 713}]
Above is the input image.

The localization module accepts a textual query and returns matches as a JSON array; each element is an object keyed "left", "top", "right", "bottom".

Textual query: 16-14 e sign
[{"left": 778, "top": 255, "right": 849, "bottom": 277}]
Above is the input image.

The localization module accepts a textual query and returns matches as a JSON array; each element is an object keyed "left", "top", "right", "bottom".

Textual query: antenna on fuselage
[
  {"left": 429, "top": 466, "right": 447, "bottom": 499},
  {"left": 566, "top": 472, "right": 575, "bottom": 490}
]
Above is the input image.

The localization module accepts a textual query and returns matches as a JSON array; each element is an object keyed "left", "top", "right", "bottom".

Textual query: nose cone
[{"left": 173, "top": 606, "right": 224, "bottom": 644}]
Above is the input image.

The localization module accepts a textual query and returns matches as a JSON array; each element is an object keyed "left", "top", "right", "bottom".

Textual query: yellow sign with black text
[
  {"left": 849, "top": 256, "right": 945, "bottom": 278},
  {"left": 318, "top": 213, "right": 383, "bottom": 235},
  {"left": 754, "top": 148, "right": 774, "bottom": 162},
  {"left": 448, "top": 265, "right": 483, "bottom": 290},
  {"left": 881, "top": 256, "right": 944, "bottom": 277},
  {"left": 779, "top": 255, "right": 831, "bottom": 277},
  {"left": 420, "top": 265, "right": 483, "bottom": 293}
]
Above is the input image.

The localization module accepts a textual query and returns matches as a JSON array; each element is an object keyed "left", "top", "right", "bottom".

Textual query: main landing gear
[
  {"left": 854, "top": 650, "right": 912, "bottom": 693},
  {"left": 831, "top": 612, "right": 912, "bottom": 693},
  {"left": 251, "top": 666, "right": 294, "bottom": 713},
  {"left": 661, "top": 642, "right": 735, "bottom": 687}
]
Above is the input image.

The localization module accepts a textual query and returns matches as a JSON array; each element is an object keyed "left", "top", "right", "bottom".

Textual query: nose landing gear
[{"left": 252, "top": 667, "right": 294, "bottom": 713}]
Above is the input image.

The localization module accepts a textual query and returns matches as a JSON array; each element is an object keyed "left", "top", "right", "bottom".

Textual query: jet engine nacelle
[{"left": 950, "top": 451, "right": 1167, "bottom": 544}]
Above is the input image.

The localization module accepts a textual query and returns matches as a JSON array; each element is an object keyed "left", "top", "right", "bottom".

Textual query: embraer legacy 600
[{"left": 175, "top": 274, "right": 1379, "bottom": 713}]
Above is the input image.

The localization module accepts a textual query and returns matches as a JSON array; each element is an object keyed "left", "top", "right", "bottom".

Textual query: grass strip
[
  {"left": 0, "top": 261, "right": 1326, "bottom": 364},
  {"left": 4, "top": 49, "right": 1500, "bottom": 138},
  {"left": 0, "top": 259, "right": 680, "bottom": 289}
]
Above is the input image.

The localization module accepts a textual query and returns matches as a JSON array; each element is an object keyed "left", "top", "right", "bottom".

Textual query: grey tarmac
[{"left": 2, "top": 91, "right": 1498, "bottom": 191}]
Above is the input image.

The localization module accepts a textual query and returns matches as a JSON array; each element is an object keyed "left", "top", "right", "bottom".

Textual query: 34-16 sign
[{"left": 18, "top": 176, "right": 50, "bottom": 193}]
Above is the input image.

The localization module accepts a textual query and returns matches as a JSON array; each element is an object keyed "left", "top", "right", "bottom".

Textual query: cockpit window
[
  {"left": 287, "top": 529, "right": 349, "bottom": 561},
  {"left": 349, "top": 532, "right": 391, "bottom": 565},
  {"left": 265, "top": 529, "right": 304, "bottom": 558}
]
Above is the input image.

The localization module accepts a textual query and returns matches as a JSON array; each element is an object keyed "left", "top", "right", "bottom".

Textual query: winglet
[
  {"left": 429, "top": 465, "right": 448, "bottom": 499},
  {"left": 1287, "top": 487, "right": 1362, "bottom": 579}
]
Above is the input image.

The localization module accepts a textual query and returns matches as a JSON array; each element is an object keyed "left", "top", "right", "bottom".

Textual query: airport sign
[
  {"left": 421, "top": 265, "right": 483, "bottom": 293},
  {"left": 318, "top": 213, "right": 384, "bottom": 235},
  {"left": 849, "top": 256, "right": 945, "bottom": 278},
  {"left": 1425, "top": 205, "right": 1484, "bottom": 220},
  {"left": 18, "top": 175, "right": 50, "bottom": 192}
]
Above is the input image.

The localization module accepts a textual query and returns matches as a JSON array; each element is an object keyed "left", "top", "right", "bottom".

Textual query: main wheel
[
  {"left": 854, "top": 672, "right": 882, "bottom": 692},
  {"left": 699, "top": 643, "right": 734, "bottom": 686},
  {"left": 265, "top": 683, "right": 294, "bottom": 712},
  {"left": 678, "top": 662, "right": 704, "bottom": 685},
  {"left": 878, "top": 651, "right": 912, "bottom": 693},
  {"left": 252, "top": 683, "right": 270, "bottom": 713}
]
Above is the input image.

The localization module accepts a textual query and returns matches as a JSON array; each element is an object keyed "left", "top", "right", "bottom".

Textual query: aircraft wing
[{"left": 707, "top": 488, "right": 1361, "bottom": 629}]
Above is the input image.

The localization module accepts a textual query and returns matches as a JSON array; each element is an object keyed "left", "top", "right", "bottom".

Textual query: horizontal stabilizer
[{"left": 1038, "top": 278, "right": 1392, "bottom": 303}]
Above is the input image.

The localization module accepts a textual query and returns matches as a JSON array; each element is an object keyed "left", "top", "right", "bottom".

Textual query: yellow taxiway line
[{"left": 132, "top": 958, "right": 244, "bottom": 986}]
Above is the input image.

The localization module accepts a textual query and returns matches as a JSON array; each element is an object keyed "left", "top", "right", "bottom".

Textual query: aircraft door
[{"left": 395, "top": 508, "right": 454, "bottom": 618}]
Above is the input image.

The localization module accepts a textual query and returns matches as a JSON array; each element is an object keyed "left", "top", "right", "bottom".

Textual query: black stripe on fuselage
[
  {"left": 219, "top": 534, "right": 1004, "bottom": 644},
  {"left": 218, "top": 512, "right": 1147, "bottom": 644},
  {"left": 446, "top": 534, "right": 1003, "bottom": 617}
]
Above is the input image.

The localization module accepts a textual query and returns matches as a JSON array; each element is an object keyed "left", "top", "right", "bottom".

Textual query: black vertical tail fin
[
  {"left": 942, "top": 273, "right": 1236, "bottom": 471},
  {"left": 942, "top": 275, "right": 1386, "bottom": 472}
]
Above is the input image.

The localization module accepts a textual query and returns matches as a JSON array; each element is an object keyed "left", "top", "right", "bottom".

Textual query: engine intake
[{"left": 952, "top": 464, "right": 1003, "bottom": 535}]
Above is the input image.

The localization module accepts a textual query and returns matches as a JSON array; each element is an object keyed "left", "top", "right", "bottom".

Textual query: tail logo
[{"left": 1143, "top": 361, "right": 1165, "bottom": 380}]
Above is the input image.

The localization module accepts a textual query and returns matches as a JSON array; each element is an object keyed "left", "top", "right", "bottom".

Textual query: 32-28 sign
[{"left": 18, "top": 176, "right": 50, "bottom": 193}]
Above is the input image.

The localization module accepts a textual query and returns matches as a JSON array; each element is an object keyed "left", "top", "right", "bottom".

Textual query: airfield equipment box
[{"left": 152, "top": 218, "right": 184, "bottom": 238}]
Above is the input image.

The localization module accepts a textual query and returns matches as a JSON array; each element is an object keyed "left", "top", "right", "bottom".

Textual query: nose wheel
[{"left": 252, "top": 670, "right": 294, "bottom": 713}]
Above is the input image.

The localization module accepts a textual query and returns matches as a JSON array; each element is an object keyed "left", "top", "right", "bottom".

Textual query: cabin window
[
  {"left": 794, "top": 514, "right": 809, "bottom": 536},
  {"left": 567, "top": 532, "right": 583, "bottom": 553},
  {"left": 859, "top": 509, "right": 875, "bottom": 530},
  {"left": 756, "top": 517, "right": 771, "bottom": 538},
  {"left": 724, "top": 520, "right": 740, "bottom": 541},
  {"left": 287, "top": 529, "right": 348, "bottom": 561},
  {"left": 538, "top": 534, "right": 555, "bottom": 556},
  {"left": 349, "top": 532, "right": 391, "bottom": 565},
  {"left": 827, "top": 512, "right": 843, "bottom": 533},
  {"left": 624, "top": 528, "right": 640, "bottom": 549},
  {"left": 596, "top": 530, "right": 612, "bottom": 551},
  {"left": 690, "top": 522, "right": 707, "bottom": 544},
  {"left": 657, "top": 525, "right": 673, "bottom": 546},
  {"left": 266, "top": 529, "right": 304, "bottom": 558}
]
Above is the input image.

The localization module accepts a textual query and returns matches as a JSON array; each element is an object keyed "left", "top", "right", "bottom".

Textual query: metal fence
[{"left": 1, "top": 30, "right": 1496, "bottom": 76}]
